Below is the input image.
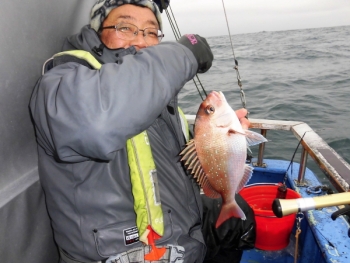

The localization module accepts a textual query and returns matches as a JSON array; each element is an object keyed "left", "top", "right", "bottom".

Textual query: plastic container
[{"left": 239, "top": 184, "right": 301, "bottom": 251}]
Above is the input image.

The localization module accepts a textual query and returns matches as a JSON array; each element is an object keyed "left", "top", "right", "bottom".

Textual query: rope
[{"left": 294, "top": 212, "right": 304, "bottom": 263}]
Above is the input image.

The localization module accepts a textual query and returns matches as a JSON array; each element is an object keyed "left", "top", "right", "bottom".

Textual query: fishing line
[
  {"left": 221, "top": 0, "right": 236, "bottom": 61},
  {"left": 314, "top": 225, "right": 335, "bottom": 248},
  {"left": 165, "top": 4, "right": 181, "bottom": 40},
  {"left": 221, "top": 0, "right": 248, "bottom": 113},
  {"left": 162, "top": 1, "right": 208, "bottom": 100},
  {"left": 282, "top": 132, "right": 307, "bottom": 185}
]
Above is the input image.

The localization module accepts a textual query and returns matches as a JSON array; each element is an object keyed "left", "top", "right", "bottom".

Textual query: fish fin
[
  {"left": 188, "top": 155, "right": 198, "bottom": 169},
  {"left": 194, "top": 167, "right": 220, "bottom": 198},
  {"left": 202, "top": 178, "right": 220, "bottom": 199},
  {"left": 180, "top": 140, "right": 198, "bottom": 168},
  {"left": 216, "top": 201, "right": 246, "bottom": 228},
  {"left": 180, "top": 140, "right": 209, "bottom": 189},
  {"left": 179, "top": 139, "right": 196, "bottom": 160},
  {"left": 228, "top": 129, "right": 237, "bottom": 134},
  {"left": 247, "top": 146, "right": 252, "bottom": 154},
  {"left": 237, "top": 164, "right": 253, "bottom": 192},
  {"left": 197, "top": 169, "right": 206, "bottom": 186},
  {"left": 245, "top": 130, "right": 268, "bottom": 146},
  {"left": 228, "top": 128, "right": 246, "bottom": 136}
]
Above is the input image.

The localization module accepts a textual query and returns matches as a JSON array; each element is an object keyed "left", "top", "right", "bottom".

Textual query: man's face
[{"left": 100, "top": 4, "right": 160, "bottom": 51}]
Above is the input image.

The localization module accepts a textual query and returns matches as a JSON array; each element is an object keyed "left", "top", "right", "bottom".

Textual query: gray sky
[{"left": 161, "top": 0, "right": 350, "bottom": 40}]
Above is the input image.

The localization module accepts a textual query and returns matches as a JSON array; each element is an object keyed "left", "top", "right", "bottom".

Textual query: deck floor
[{"left": 241, "top": 240, "right": 295, "bottom": 263}]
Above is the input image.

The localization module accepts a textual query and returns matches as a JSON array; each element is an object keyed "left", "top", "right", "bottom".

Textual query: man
[{"left": 30, "top": 0, "right": 250, "bottom": 262}]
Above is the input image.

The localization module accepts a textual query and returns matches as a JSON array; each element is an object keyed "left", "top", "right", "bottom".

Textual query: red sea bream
[{"left": 180, "top": 91, "right": 267, "bottom": 228}]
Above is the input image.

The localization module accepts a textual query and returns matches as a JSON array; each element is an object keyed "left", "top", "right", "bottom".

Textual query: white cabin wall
[{"left": 0, "top": 1, "right": 95, "bottom": 261}]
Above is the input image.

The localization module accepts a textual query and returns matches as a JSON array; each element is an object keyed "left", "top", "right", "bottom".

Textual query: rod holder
[
  {"left": 255, "top": 129, "right": 267, "bottom": 167},
  {"left": 297, "top": 148, "right": 308, "bottom": 185}
]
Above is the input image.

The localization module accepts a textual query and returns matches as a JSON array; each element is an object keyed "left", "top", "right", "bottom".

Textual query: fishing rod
[
  {"left": 159, "top": 0, "right": 207, "bottom": 101},
  {"left": 273, "top": 191, "right": 350, "bottom": 218},
  {"left": 160, "top": 0, "right": 247, "bottom": 108}
]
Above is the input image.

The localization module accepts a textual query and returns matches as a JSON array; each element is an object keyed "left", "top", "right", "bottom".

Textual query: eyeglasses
[{"left": 100, "top": 22, "right": 164, "bottom": 45}]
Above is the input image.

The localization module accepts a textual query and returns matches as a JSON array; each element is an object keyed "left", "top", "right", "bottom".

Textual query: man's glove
[{"left": 178, "top": 34, "right": 214, "bottom": 73}]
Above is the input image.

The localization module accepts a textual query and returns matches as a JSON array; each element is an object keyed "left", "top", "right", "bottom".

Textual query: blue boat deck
[{"left": 240, "top": 159, "right": 350, "bottom": 263}]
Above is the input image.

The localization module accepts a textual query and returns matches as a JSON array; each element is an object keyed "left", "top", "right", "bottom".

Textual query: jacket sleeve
[{"left": 29, "top": 42, "right": 198, "bottom": 163}]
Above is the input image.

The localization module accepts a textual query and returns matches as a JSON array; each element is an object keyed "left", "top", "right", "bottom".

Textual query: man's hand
[
  {"left": 177, "top": 34, "right": 214, "bottom": 73},
  {"left": 235, "top": 108, "right": 250, "bottom": 130}
]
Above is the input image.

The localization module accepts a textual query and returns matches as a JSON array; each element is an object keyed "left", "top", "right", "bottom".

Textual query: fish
[{"left": 180, "top": 91, "right": 267, "bottom": 228}]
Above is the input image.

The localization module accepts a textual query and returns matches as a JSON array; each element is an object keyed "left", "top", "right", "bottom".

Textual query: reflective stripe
[
  {"left": 53, "top": 50, "right": 102, "bottom": 70},
  {"left": 178, "top": 107, "right": 189, "bottom": 143},
  {"left": 126, "top": 131, "right": 164, "bottom": 241}
]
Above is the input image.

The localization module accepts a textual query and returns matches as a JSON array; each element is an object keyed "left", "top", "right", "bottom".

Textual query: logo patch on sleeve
[{"left": 123, "top": 226, "right": 139, "bottom": 246}]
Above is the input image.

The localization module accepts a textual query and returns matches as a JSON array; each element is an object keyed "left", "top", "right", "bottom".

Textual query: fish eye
[{"left": 205, "top": 105, "right": 215, "bottom": 115}]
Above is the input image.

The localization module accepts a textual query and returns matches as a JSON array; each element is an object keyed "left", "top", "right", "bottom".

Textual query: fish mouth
[{"left": 209, "top": 91, "right": 226, "bottom": 101}]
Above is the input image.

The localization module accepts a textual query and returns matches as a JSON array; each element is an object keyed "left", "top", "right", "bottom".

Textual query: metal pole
[
  {"left": 256, "top": 129, "right": 267, "bottom": 167},
  {"left": 297, "top": 147, "right": 308, "bottom": 184}
]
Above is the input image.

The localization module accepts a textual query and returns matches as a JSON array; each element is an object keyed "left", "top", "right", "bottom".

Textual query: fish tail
[{"left": 215, "top": 202, "right": 246, "bottom": 228}]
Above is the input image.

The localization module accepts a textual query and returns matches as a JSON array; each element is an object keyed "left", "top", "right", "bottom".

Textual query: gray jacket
[{"left": 29, "top": 26, "right": 205, "bottom": 262}]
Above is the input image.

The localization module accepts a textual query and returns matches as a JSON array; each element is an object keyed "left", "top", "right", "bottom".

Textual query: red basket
[{"left": 239, "top": 185, "right": 301, "bottom": 250}]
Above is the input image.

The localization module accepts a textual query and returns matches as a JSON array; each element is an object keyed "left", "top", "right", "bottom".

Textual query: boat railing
[{"left": 185, "top": 115, "right": 350, "bottom": 193}]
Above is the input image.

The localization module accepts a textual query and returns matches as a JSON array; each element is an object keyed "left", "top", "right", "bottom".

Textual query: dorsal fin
[
  {"left": 237, "top": 164, "right": 254, "bottom": 192},
  {"left": 180, "top": 139, "right": 219, "bottom": 198},
  {"left": 202, "top": 178, "right": 220, "bottom": 198},
  {"left": 192, "top": 163, "right": 201, "bottom": 175},
  {"left": 180, "top": 140, "right": 195, "bottom": 156},
  {"left": 188, "top": 155, "right": 198, "bottom": 170},
  {"left": 180, "top": 140, "right": 201, "bottom": 177},
  {"left": 198, "top": 169, "right": 206, "bottom": 185},
  {"left": 184, "top": 150, "right": 197, "bottom": 166},
  {"left": 180, "top": 139, "right": 196, "bottom": 162},
  {"left": 193, "top": 167, "right": 202, "bottom": 179}
]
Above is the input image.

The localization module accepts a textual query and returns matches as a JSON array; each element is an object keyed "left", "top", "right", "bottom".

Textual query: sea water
[{"left": 179, "top": 25, "right": 350, "bottom": 184}]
